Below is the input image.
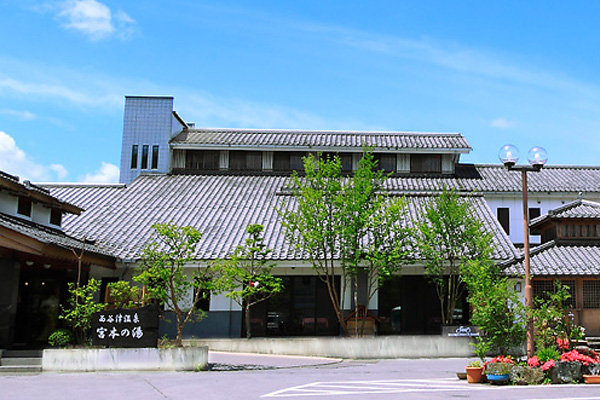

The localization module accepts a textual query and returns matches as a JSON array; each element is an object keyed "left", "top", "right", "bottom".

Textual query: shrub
[{"left": 48, "top": 329, "right": 74, "bottom": 347}]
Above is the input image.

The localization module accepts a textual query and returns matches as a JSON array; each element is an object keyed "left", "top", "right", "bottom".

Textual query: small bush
[{"left": 48, "top": 329, "right": 74, "bottom": 347}]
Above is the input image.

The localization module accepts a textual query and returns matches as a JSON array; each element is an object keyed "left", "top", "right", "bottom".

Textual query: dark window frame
[
  {"left": 151, "top": 145, "right": 159, "bottom": 169},
  {"left": 50, "top": 208, "right": 62, "bottom": 226},
  {"left": 130, "top": 145, "right": 138, "bottom": 169},
  {"left": 497, "top": 207, "right": 510, "bottom": 235},
  {"left": 410, "top": 154, "right": 442, "bottom": 173},
  {"left": 141, "top": 145, "right": 149, "bottom": 169},
  {"left": 17, "top": 197, "right": 32, "bottom": 217}
]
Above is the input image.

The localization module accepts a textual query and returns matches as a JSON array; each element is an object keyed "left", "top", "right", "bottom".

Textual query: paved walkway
[{"left": 208, "top": 351, "right": 342, "bottom": 369}]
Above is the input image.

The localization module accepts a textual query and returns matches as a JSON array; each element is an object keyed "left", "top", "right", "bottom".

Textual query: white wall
[{"left": 484, "top": 194, "right": 600, "bottom": 245}]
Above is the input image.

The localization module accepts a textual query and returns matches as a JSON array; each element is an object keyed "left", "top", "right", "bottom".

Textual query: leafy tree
[
  {"left": 135, "top": 223, "right": 211, "bottom": 347},
  {"left": 463, "top": 259, "right": 526, "bottom": 356},
  {"left": 60, "top": 277, "right": 106, "bottom": 345},
  {"left": 106, "top": 280, "right": 141, "bottom": 309},
  {"left": 415, "top": 188, "right": 494, "bottom": 326},
  {"left": 339, "top": 151, "right": 412, "bottom": 334},
  {"left": 211, "top": 224, "right": 283, "bottom": 338},
  {"left": 279, "top": 151, "right": 411, "bottom": 336}
]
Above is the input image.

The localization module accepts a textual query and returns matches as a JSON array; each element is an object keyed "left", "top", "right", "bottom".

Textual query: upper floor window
[
  {"left": 151, "top": 145, "right": 159, "bottom": 169},
  {"left": 50, "top": 208, "right": 62, "bottom": 226},
  {"left": 230, "top": 151, "right": 262, "bottom": 171},
  {"left": 529, "top": 207, "right": 541, "bottom": 222},
  {"left": 321, "top": 152, "right": 352, "bottom": 172},
  {"left": 497, "top": 207, "right": 510, "bottom": 235},
  {"left": 17, "top": 197, "right": 32, "bottom": 217},
  {"left": 130, "top": 145, "right": 138, "bottom": 169},
  {"left": 141, "top": 145, "right": 149, "bottom": 169},
  {"left": 273, "top": 152, "right": 306, "bottom": 172},
  {"left": 374, "top": 154, "right": 396, "bottom": 173},
  {"left": 185, "top": 150, "right": 220, "bottom": 170},
  {"left": 410, "top": 154, "right": 441, "bottom": 173}
]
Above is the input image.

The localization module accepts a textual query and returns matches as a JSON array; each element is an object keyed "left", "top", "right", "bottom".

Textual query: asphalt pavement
[{"left": 3, "top": 353, "right": 600, "bottom": 400}]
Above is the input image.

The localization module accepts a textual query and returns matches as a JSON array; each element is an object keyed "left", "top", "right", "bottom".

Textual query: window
[
  {"left": 151, "top": 145, "right": 159, "bottom": 169},
  {"left": 529, "top": 207, "right": 541, "bottom": 222},
  {"left": 185, "top": 150, "right": 220, "bottom": 170},
  {"left": 321, "top": 152, "right": 352, "bottom": 172},
  {"left": 50, "top": 208, "right": 62, "bottom": 226},
  {"left": 273, "top": 152, "right": 307, "bottom": 172},
  {"left": 584, "top": 281, "right": 600, "bottom": 309},
  {"left": 374, "top": 153, "right": 396, "bottom": 173},
  {"left": 141, "top": 145, "right": 149, "bottom": 169},
  {"left": 229, "top": 151, "right": 262, "bottom": 171},
  {"left": 497, "top": 208, "right": 510, "bottom": 235},
  {"left": 534, "top": 279, "right": 576, "bottom": 308},
  {"left": 17, "top": 197, "right": 32, "bottom": 217},
  {"left": 410, "top": 154, "right": 442, "bottom": 173},
  {"left": 130, "top": 145, "right": 138, "bottom": 169}
]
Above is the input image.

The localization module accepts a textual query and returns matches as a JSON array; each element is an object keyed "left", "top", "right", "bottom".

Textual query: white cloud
[
  {"left": 490, "top": 118, "right": 514, "bottom": 129},
  {"left": 0, "top": 109, "right": 36, "bottom": 120},
  {"left": 50, "top": 164, "right": 68, "bottom": 179},
  {"left": 79, "top": 161, "right": 119, "bottom": 183},
  {"left": 0, "top": 131, "right": 68, "bottom": 181},
  {"left": 57, "top": 0, "right": 136, "bottom": 41}
]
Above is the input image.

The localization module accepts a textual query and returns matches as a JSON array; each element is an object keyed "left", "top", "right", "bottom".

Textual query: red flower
[
  {"left": 528, "top": 356, "right": 540, "bottom": 367},
  {"left": 556, "top": 337, "right": 570, "bottom": 350},
  {"left": 541, "top": 359, "right": 555, "bottom": 371}
]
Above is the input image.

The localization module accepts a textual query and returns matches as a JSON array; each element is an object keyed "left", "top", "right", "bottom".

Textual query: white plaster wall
[
  {"left": 484, "top": 194, "right": 600, "bottom": 245},
  {"left": 0, "top": 191, "right": 16, "bottom": 215},
  {"left": 31, "top": 204, "right": 50, "bottom": 226}
]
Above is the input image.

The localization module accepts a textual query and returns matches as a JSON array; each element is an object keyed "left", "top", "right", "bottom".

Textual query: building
[
  {"left": 0, "top": 171, "right": 115, "bottom": 349},
  {"left": 3, "top": 95, "right": 600, "bottom": 348}
]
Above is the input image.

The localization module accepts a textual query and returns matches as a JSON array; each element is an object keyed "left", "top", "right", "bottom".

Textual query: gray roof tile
[
  {"left": 45, "top": 174, "right": 516, "bottom": 262},
  {"left": 503, "top": 241, "right": 600, "bottom": 276},
  {"left": 171, "top": 129, "right": 471, "bottom": 152},
  {"left": 0, "top": 212, "right": 113, "bottom": 258}
]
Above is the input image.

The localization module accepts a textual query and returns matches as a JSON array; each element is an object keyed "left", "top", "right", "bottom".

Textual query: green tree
[
  {"left": 212, "top": 224, "right": 283, "bottom": 338},
  {"left": 463, "top": 259, "right": 526, "bottom": 356},
  {"left": 135, "top": 223, "right": 211, "bottom": 347},
  {"left": 415, "top": 189, "right": 494, "bottom": 326},
  {"left": 106, "top": 280, "right": 141, "bottom": 309},
  {"left": 339, "top": 151, "right": 412, "bottom": 335},
  {"left": 60, "top": 277, "right": 106, "bottom": 345},
  {"left": 279, "top": 151, "right": 411, "bottom": 336}
]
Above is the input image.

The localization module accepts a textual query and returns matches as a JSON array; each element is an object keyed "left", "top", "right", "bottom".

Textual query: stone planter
[
  {"left": 42, "top": 347, "right": 208, "bottom": 372},
  {"left": 551, "top": 361, "right": 582, "bottom": 384}
]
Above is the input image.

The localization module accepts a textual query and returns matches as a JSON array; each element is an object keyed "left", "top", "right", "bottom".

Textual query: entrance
[
  {"left": 14, "top": 268, "right": 75, "bottom": 349},
  {"left": 378, "top": 276, "right": 469, "bottom": 334},
  {"left": 247, "top": 276, "right": 340, "bottom": 337}
]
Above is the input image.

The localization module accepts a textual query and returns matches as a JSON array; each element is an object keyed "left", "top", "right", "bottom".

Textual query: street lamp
[{"left": 498, "top": 144, "right": 548, "bottom": 358}]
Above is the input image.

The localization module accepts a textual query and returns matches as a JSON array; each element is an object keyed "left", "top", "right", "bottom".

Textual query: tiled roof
[
  {"left": 45, "top": 174, "right": 516, "bottom": 262},
  {"left": 503, "top": 241, "right": 600, "bottom": 276},
  {"left": 382, "top": 165, "right": 600, "bottom": 194},
  {"left": 171, "top": 129, "right": 471, "bottom": 152},
  {"left": 0, "top": 212, "right": 114, "bottom": 258},
  {"left": 530, "top": 199, "right": 600, "bottom": 228}
]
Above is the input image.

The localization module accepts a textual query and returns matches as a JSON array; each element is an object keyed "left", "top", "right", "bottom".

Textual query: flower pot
[
  {"left": 487, "top": 373, "right": 510, "bottom": 384},
  {"left": 465, "top": 366, "right": 484, "bottom": 383},
  {"left": 583, "top": 375, "right": 600, "bottom": 384}
]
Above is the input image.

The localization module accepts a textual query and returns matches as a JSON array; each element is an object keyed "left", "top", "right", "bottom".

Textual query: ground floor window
[
  {"left": 378, "top": 276, "right": 468, "bottom": 335},
  {"left": 246, "top": 276, "right": 340, "bottom": 337}
]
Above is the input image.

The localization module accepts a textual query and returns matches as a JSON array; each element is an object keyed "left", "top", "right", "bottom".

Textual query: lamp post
[{"left": 498, "top": 144, "right": 548, "bottom": 359}]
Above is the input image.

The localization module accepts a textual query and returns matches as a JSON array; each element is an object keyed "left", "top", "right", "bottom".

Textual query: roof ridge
[{"left": 185, "top": 128, "right": 463, "bottom": 136}]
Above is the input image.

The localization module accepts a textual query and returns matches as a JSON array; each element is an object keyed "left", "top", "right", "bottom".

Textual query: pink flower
[
  {"left": 541, "top": 359, "right": 555, "bottom": 371},
  {"left": 528, "top": 356, "right": 540, "bottom": 367},
  {"left": 556, "top": 337, "right": 569, "bottom": 350}
]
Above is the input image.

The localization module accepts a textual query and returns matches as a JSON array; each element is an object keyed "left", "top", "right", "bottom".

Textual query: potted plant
[
  {"left": 484, "top": 355, "right": 514, "bottom": 384},
  {"left": 465, "top": 360, "right": 484, "bottom": 383}
]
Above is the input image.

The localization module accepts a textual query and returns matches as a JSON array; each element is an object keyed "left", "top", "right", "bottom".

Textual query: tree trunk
[{"left": 244, "top": 304, "right": 252, "bottom": 339}]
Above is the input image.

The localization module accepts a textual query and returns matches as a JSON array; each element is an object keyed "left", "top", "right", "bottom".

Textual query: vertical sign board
[{"left": 92, "top": 304, "right": 159, "bottom": 348}]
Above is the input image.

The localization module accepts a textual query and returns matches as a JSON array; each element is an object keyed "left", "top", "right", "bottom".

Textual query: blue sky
[{"left": 1, "top": 1, "right": 600, "bottom": 182}]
